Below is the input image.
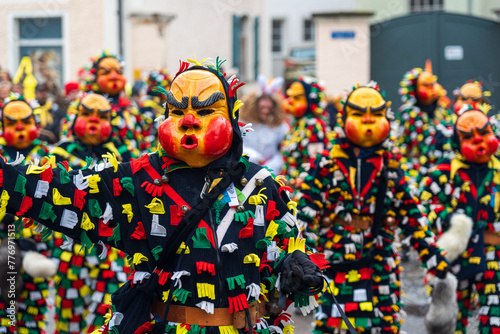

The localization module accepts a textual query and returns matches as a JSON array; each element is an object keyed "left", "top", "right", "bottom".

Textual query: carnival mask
[
  {"left": 158, "top": 69, "right": 233, "bottom": 168},
  {"left": 457, "top": 110, "right": 498, "bottom": 164},
  {"left": 2, "top": 100, "right": 38, "bottom": 150},
  {"left": 416, "top": 60, "right": 446, "bottom": 106},
  {"left": 282, "top": 81, "right": 308, "bottom": 118},
  {"left": 344, "top": 87, "right": 390, "bottom": 148},
  {"left": 96, "top": 57, "right": 126, "bottom": 96},
  {"left": 454, "top": 82, "right": 484, "bottom": 114},
  {"left": 74, "top": 94, "right": 112, "bottom": 146}
]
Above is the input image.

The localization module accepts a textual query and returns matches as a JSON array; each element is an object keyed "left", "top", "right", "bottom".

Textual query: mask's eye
[
  {"left": 197, "top": 109, "right": 214, "bottom": 116},
  {"left": 351, "top": 112, "right": 363, "bottom": 117},
  {"left": 479, "top": 128, "right": 492, "bottom": 136},
  {"left": 171, "top": 110, "right": 184, "bottom": 116},
  {"left": 461, "top": 134, "right": 473, "bottom": 140}
]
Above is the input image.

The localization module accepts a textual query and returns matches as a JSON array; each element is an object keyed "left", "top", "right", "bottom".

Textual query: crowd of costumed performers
[
  {"left": 2, "top": 50, "right": 500, "bottom": 334},
  {"left": 0, "top": 56, "right": 326, "bottom": 334}
]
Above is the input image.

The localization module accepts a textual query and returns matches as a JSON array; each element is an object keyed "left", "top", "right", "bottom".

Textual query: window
[
  {"left": 272, "top": 19, "right": 283, "bottom": 53},
  {"left": 410, "top": 0, "right": 444, "bottom": 13},
  {"left": 16, "top": 17, "right": 64, "bottom": 87},
  {"left": 303, "top": 19, "right": 314, "bottom": 42}
]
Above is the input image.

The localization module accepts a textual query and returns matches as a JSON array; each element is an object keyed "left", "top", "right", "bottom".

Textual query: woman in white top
[{"left": 240, "top": 76, "right": 289, "bottom": 174}]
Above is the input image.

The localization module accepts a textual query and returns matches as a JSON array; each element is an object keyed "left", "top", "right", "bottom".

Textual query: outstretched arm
[{"left": 0, "top": 156, "right": 136, "bottom": 253}]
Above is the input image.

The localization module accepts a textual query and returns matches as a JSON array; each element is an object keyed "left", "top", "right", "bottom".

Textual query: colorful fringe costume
[
  {"left": 280, "top": 77, "right": 331, "bottom": 179},
  {"left": 297, "top": 138, "right": 448, "bottom": 334},
  {"left": 0, "top": 139, "right": 52, "bottom": 334},
  {"left": 395, "top": 66, "right": 454, "bottom": 179},
  {"left": 421, "top": 154, "right": 500, "bottom": 333}
]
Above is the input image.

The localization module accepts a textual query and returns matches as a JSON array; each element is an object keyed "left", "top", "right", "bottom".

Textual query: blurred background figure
[
  {"left": 0, "top": 69, "right": 12, "bottom": 83},
  {"left": 64, "top": 81, "right": 80, "bottom": 104},
  {"left": 35, "top": 82, "right": 66, "bottom": 143},
  {"left": 395, "top": 60, "right": 453, "bottom": 179},
  {"left": 137, "top": 69, "right": 171, "bottom": 152},
  {"left": 452, "top": 80, "right": 490, "bottom": 114},
  {"left": 12, "top": 82, "right": 24, "bottom": 96},
  {"left": 240, "top": 74, "right": 288, "bottom": 174},
  {"left": 280, "top": 76, "right": 330, "bottom": 185},
  {"left": 0, "top": 81, "right": 12, "bottom": 102}
]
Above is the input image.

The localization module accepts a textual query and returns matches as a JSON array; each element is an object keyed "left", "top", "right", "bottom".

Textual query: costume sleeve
[
  {"left": 419, "top": 166, "right": 453, "bottom": 235},
  {"left": 0, "top": 157, "right": 135, "bottom": 254},
  {"left": 391, "top": 166, "right": 449, "bottom": 278}
]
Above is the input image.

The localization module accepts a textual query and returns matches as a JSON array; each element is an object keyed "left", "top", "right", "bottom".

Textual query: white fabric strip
[{"left": 216, "top": 168, "right": 272, "bottom": 247}]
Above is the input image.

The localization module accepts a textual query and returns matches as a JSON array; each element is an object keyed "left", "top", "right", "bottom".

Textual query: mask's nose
[{"left": 180, "top": 113, "right": 201, "bottom": 129}]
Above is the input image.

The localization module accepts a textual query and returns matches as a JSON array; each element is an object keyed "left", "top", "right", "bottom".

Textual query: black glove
[{"left": 279, "top": 250, "right": 323, "bottom": 295}]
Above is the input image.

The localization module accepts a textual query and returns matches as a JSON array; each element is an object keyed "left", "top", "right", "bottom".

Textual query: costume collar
[
  {"left": 450, "top": 155, "right": 500, "bottom": 180},
  {"left": 330, "top": 138, "right": 385, "bottom": 160}
]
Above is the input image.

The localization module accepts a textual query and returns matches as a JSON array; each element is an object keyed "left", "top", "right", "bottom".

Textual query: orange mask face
[
  {"left": 454, "top": 82, "right": 483, "bottom": 114},
  {"left": 96, "top": 57, "right": 126, "bottom": 96},
  {"left": 74, "top": 94, "right": 112, "bottom": 146},
  {"left": 2, "top": 101, "right": 38, "bottom": 150},
  {"left": 344, "top": 87, "right": 390, "bottom": 148},
  {"left": 158, "top": 69, "right": 233, "bottom": 168},
  {"left": 282, "top": 81, "right": 308, "bottom": 118},
  {"left": 457, "top": 110, "right": 499, "bottom": 164},
  {"left": 416, "top": 71, "right": 446, "bottom": 106}
]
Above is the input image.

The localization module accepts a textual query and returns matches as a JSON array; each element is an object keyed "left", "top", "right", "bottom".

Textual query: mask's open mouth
[
  {"left": 181, "top": 134, "right": 198, "bottom": 150},
  {"left": 18, "top": 134, "right": 25, "bottom": 141},
  {"left": 366, "top": 129, "right": 373, "bottom": 136},
  {"left": 477, "top": 146, "right": 486, "bottom": 155},
  {"left": 88, "top": 125, "right": 98, "bottom": 134}
]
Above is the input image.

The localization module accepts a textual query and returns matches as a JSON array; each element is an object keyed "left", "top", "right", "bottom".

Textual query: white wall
[
  {"left": 315, "top": 13, "right": 372, "bottom": 99},
  {"left": 267, "top": 0, "right": 354, "bottom": 78},
  {"left": 0, "top": 0, "right": 104, "bottom": 84},
  {"left": 122, "top": 0, "right": 264, "bottom": 84}
]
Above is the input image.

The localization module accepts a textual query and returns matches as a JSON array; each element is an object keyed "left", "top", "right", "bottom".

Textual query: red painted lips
[{"left": 181, "top": 134, "right": 198, "bottom": 150}]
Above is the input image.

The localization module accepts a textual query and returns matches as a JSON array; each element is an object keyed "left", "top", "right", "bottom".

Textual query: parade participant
[
  {"left": 0, "top": 57, "right": 324, "bottom": 334},
  {"left": 420, "top": 105, "right": 500, "bottom": 333},
  {"left": 452, "top": 80, "right": 489, "bottom": 115},
  {"left": 138, "top": 69, "right": 172, "bottom": 152},
  {"left": 50, "top": 93, "right": 132, "bottom": 334},
  {"left": 81, "top": 51, "right": 143, "bottom": 156},
  {"left": 35, "top": 82, "right": 67, "bottom": 144},
  {"left": 296, "top": 83, "right": 449, "bottom": 334},
  {"left": 0, "top": 94, "right": 50, "bottom": 161},
  {"left": 54, "top": 93, "right": 134, "bottom": 167},
  {"left": 0, "top": 94, "right": 56, "bottom": 334},
  {"left": 396, "top": 60, "right": 453, "bottom": 178},
  {"left": 280, "top": 76, "right": 330, "bottom": 184},
  {"left": 240, "top": 75, "right": 288, "bottom": 174}
]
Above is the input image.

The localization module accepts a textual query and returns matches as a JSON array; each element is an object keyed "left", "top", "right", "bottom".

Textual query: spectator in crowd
[{"left": 240, "top": 75, "right": 289, "bottom": 174}]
